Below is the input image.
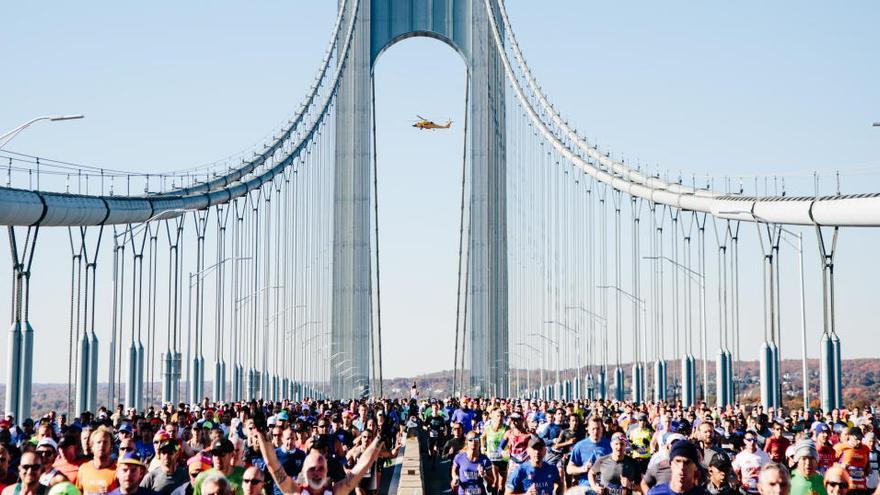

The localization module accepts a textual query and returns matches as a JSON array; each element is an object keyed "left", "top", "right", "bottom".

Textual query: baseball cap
[
  {"left": 277, "top": 411, "right": 290, "bottom": 422},
  {"left": 811, "top": 421, "right": 830, "bottom": 434},
  {"left": 209, "top": 438, "right": 234, "bottom": 456},
  {"left": 709, "top": 452, "right": 732, "bottom": 471},
  {"left": 37, "top": 438, "right": 59, "bottom": 450},
  {"left": 153, "top": 430, "right": 173, "bottom": 443},
  {"left": 527, "top": 435, "right": 546, "bottom": 449},
  {"left": 118, "top": 423, "right": 134, "bottom": 435},
  {"left": 117, "top": 451, "right": 147, "bottom": 468},
  {"left": 611, "top": 432, "right": 629, "bottom": 445},
  {"left": 186, "top": 454, "right": 212, "bottom": 473},
  {"left": 58, "top": 434, "right": 78, "bottom": 449}
]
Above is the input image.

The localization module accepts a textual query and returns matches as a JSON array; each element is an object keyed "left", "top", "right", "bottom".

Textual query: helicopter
[{"left": 412, "top": 115, "right": 452, "bottom": 130}]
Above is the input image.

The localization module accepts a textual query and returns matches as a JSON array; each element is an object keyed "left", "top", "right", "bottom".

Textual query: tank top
[
  {"left": 12, "top": 483, "right": 48, "bottom": 495},
  {"left": 507, "top": 431, "right": 531, "bottom": 464},
  {"left": 484, "top": 424, "right": 509, "bottom": 462}
]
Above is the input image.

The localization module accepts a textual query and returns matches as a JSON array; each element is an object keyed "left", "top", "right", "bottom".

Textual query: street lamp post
[
  {"left": 597, "top": 285, "right": 647, "bottom": 401},
  {"left": 644, "top": 255, "right": 709, "bottom": 401},
  {"left": 546, "top": 320, "right": 580, "bottom": 399},
  {"left": 516, "top": 342, "right": 543, "bottom": 397},
  {"left": 566, "top": 305, "right": 608, "bottom": 399},
  {"left": 529, "top": 332, "right": 561, "bottom": 399},
  {"left": 777, "top": 228, "right": 808, "bottom": 411},
  {"left": 0, "top": 114, "right": 84, "bottom": 150}
]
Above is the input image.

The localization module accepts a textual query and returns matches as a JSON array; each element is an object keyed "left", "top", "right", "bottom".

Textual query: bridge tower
[{"left": 332, "top": 0, "right": 508, "bottom": 398}]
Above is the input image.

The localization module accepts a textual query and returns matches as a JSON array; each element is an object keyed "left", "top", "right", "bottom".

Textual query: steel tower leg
[
  {"left": 817, "top": 226, "right": 840, "bottom": 410},
  {"left": 5, "top": 321, "right": 22, "bottom": 420},
  {"left": 333, "top": 0, "right": 509, "bottom": 397}
]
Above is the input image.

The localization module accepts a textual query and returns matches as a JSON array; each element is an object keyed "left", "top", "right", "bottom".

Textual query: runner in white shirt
[{"left": 732, "top": 431, "right": 770, "bottom": 495}]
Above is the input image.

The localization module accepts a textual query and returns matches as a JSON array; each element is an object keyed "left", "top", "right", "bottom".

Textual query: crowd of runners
[
  {"left": 0, "top": 399, "right": 409, "bottom": 495},
  {"left": 416, "top": 397, "right": 876, "bottom": 495},
  {"left": 0, "top": 396, "right": 878, "bottom": 495}
]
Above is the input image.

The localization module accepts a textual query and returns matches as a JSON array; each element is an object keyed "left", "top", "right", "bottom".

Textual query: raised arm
[
  {"left": 251, "top": 426, "right": 298, "bottom": 495},
  {"left": 334, "top": 436, "right": 384, "bottom": 495}
]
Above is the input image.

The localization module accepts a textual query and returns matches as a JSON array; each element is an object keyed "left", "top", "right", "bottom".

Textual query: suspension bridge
[{"left": 2, "top": 0, "right": 877, "bottom": 422}]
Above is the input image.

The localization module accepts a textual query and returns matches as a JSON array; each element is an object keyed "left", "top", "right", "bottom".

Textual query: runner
[
  {"left": 139, "top": 436, "right": 186, "bottom": 495},
  {"left": 567, "top": 416, "right": 612, "bottom": 488},
  {"left": 756, "top": 463, "right": 789, "bottom": 495},
  {"left": 425, "top": 403, "right": 449, "bottom": 465},
  {"left": 835, "top": 428, "right": 871, "bottom": 495},
  {"left": 451, "top": 431, "right": 494, "bottom": 495},
  {"left": 505, "top": 436, "right": 560, "bottom": 495},
  {"left": 254, "top": 422, "right": 382, "bottom": 495},
  {"left": 589, "top": 432, "right": 641, "bottom": 495},
  {"left": 764, "top": 423, "right": 791, "bottom": 465},
  {"left": 788, "top": 440, "right": 825, "bottom": 495},
  {"left": 76, "top": 426, "right": 118, "bottom": 495},
  {"left": 813, "top": 423, "right": 837, "bottom": 476},
  {"left": 1, "top": 452, "right": 47, "bottom": 495},
  {"left": 704, "top": 453, "right": 737, "bottom": 495},
  {"left": 35, "top": 439, "right": 68, "bottom": 487},
  {"left": 481, "top": 409, "right": 508, "bottom": 495},
  {"left": 498, "top": 413, "right": 530, "bottom": 483},
  {"left": 733, "top": 431, "right": 770, "bottom": 495},
  {"left": 108, "top": 452, "right": 154, "bottom": 495},
  {"left": 647, "top": 440, "right": 709, "bottom": 495},
  {"left": 630, "top": 414, "right": 654, "bottom": 475}
]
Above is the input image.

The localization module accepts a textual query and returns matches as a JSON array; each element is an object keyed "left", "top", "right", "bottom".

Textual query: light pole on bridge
[
  {"left": 566, "top": 306, "right": 608, "bottom": 399},
  {"left": 529, "top": 332, "right": 561, "bottom": 399},
  {"left": 597, "top": 285, "right": 647, "bottom": 402},
  {"left": 0, "top": 114, "right": 84, "bottom": 150},
  {"left": 515, "top": 341, "right": 543, "bottom": 397},
  {"left": 2, "top": 114, "right": 83, "bottom": 423}
]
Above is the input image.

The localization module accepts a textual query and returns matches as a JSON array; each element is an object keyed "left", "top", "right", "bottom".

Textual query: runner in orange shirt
[
  {"left": 77, "top": 426, "right": 119, "bottom": 495},
  {"left": 835, "top": 427, "right": 871, "bottom": 495}
]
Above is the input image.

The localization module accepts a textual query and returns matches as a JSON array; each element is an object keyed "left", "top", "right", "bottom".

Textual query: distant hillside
[
  {"left": 3, "top": 358, "right": 878, "bottom": 417},
  {"left": 386, "top": 358, "right": 880, "bottom": 409}
]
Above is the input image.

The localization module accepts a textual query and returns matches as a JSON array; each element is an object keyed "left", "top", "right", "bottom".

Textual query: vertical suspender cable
[
  {"left": 370, "top": 76, "right": 384, "bottom": 397},
  {"left": 452, "top": 71, "right": 470, "bottom": 399}
]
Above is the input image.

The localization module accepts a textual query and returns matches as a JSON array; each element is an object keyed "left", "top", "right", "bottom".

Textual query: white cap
[{"left": 37, "top": 438, "right": 58, "bottom": 450}]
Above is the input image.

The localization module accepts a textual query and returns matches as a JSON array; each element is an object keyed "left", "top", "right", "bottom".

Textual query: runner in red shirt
[
  {"left": 763, "top": 421, "right": 791, "bottom": 463},
  {"left": 813, "top": 422, "right": 836, "bottom": 475}
]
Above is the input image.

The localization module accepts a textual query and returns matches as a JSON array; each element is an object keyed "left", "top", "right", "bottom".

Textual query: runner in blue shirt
[
  {"left": 452, "top": 402, "right": 476, "bottom": 434},
  {"left": 506, "top": 435, "right": 561, "bottom": 495},
  {"left": 452, "top": 431, "right": 494, "bottom": 495},
  {"left": 568, "top": 416, "right": 612, "bottom": 487}
]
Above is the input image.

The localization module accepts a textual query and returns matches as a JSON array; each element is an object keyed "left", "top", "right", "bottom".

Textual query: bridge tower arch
[{"left": 332, "top": 0, "right": 508, "bottom": 398}]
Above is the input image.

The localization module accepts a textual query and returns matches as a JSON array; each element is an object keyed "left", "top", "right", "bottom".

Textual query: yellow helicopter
[{"left": 412, "top": 115, "right": 452, "bottom": 130}]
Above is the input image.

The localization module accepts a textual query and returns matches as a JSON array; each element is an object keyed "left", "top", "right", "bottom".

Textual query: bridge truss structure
[{"left": 2, "top": 0, "right": 876, "bottom": 419}]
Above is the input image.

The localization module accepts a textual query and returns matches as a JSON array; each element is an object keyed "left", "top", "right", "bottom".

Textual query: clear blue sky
[{"left": 1, "top": 1, "right": 878, "bottom": 383}]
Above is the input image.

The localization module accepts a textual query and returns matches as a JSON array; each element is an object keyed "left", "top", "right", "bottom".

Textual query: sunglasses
[
  {"left": 745, "top": 438, "right": 756, "bottom": 442},
  {"left": 20, "top": 464, "right": 41, "bottom": 471},
  {"left": 826, "top": 482, "right": 847, "bottom": 488},
  {"left": 36, "top": 450, "right": 55, "bottom": 457},
  {"left": 242, "top": 479, "right": 263, "bottom": 484}
]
